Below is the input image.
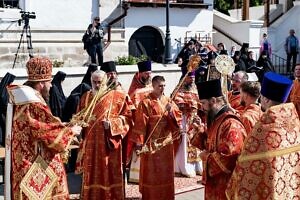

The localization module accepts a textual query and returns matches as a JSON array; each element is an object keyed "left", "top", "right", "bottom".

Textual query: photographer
[{"left": 83, "top": 16, "right": 104, "bottom": 66}]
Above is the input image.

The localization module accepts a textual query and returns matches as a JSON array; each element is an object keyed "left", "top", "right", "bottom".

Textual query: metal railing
[
  {"left": 103, "top": 3, "right": 129, "bottom": 51},
  {"left": 184, "top": 31, "right": 212, "bottom": 45},
  {"left": 271, "top": 53, "right": 292, "bottom": 76}
]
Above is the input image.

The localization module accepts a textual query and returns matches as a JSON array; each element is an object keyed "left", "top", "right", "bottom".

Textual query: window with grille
[{"left": 0, "top": 0, "right": 19, "bottom": 8}]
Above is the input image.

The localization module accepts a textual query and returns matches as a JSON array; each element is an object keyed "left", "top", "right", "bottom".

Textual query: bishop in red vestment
[{"left": 7, "top": 57, "right": 81, "bottom": 200}]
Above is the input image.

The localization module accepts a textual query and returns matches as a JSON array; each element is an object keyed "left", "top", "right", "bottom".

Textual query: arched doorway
[{"left": 129, "top": 26, "right": 164, "bottom": 63}]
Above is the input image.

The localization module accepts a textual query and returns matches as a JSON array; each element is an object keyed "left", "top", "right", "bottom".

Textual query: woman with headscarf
[
  {"left": 49, "top": 71, "right": 67, "bottom": 120},
  {"left": 0, "top": 73, "right": 16, "bottom": 146},
  {"left": 256, "top": 50, "right": 275, "bottom": 82}
]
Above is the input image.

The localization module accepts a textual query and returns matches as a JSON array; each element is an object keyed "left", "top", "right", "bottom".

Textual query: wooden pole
[
  {"left": 264, "top": 0, "right": 270, "bottom": 27},
  {"left": 242, "top": 0, "right": 250, "bottom": 20}
]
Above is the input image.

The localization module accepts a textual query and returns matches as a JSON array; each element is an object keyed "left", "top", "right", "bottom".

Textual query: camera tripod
[{"left": 12, "top": 17, "right": 34, "bottom": 69}]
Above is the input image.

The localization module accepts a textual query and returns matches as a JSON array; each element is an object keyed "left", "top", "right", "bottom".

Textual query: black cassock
[{"left": 0, "top": 73, "right": 16, "bottom": 146}]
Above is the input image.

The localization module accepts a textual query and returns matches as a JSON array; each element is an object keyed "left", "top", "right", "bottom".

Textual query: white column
[
  {"left": 92, "top": 0, "right": 100, "bottom": 21},
  {"left": 19, "top": 0, "right": 30, "bottom": 11}
]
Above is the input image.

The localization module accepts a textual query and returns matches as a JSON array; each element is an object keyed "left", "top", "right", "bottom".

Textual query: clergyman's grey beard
[
  {"left": 141, "top": 76, "right": 151, "bottom": 85},
  {"left": 183, "top": 82, "right": 193, "bottom": 90}
]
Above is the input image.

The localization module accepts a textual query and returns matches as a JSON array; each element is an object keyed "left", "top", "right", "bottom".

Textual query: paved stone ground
[
  {"left": 0, "top": 173, "right": 204, "bottom": 199},
  {"left": 176, "top": 188, "right": 205, "bottom": 200}
]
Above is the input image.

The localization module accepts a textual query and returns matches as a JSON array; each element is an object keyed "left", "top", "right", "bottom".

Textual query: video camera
[
  {"left": 20, "top": 11, "right": 36, "bottom": 20},
  {"left": 19, "top": 11, "right": 36, "bottom": 26}
]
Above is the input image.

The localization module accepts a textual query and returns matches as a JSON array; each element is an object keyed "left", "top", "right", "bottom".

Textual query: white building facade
[{"left": 0, "top": 0, "right": 214, "bottom": 69}]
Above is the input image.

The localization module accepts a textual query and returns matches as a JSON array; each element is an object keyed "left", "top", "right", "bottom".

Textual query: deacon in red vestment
[
  {"left": 80, "top": 62, "right": 134, "bottom": 200},
  {"left": 131, "top": 75, "right": 182, "bottom": 200},
  {"left": 226, "top": 72, "right": 300, "bottom": 200},
  {"left": 239, "top": 81, "right": 262, "bottom": 135},
  {"left": 288, "top": 63, "right": 300, "bottom": 116},
  {"left": 194, "top": 79, "right": 246, "bottom": 200},
  {"left": 228, "top": 71, "right": 248, "bottom": 111},
  {"left": 7, "top": 57, "right": 81, "bottom": 200}
]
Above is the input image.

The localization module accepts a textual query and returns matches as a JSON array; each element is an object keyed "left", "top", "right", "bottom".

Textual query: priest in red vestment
[
  {"left": 127, "top": 60, "right": 152, "bottom": 183},
  {"left": 128, "top": 60, "right": 153, "bottom": 105},
  {"left": 228, "top": 71, "right": 248, "bottom": 111},
  {"left": 226, "top": 72, "right": 300, "bottom": 200},
  {"left": 79, "top": 62, "right": 134, "bottom": 200},
  {"left": 131, "top": 75, "right": 182, "bottom": 200},
  {"left": 7, "top": 57, "right": 81, "bottom": 200},
  {"left": 75, "top": 70, "right": 107, "bottom": 174},
  {"left": 193, "top": 79, "right": 246, "bottom": 200},
  {"left": 288, "top": 63, "right": 300, "bottom": 116},
  {"left": 239, "top": 81, "right": 262, "bottom": 135}
]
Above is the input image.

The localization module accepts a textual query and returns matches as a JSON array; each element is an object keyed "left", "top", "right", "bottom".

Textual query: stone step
[{"left": 0, "top": 28, "right": 126, "bottom": 68}]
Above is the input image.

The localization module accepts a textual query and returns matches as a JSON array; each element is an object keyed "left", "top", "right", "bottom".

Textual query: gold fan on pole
[{"left": 215, "top": 55, "right": 235, "bottom": 100}]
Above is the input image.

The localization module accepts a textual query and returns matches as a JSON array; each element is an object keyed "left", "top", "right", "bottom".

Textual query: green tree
[{"left": 214, "top": 0, "right": 264, "bottom": 15}]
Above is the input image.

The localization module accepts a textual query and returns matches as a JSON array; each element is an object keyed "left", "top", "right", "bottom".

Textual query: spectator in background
[
  {"left": 230, "top": 45, "right": 236, "bottom": 57},
  {"left": 240, "top": 43, "right": 249, "bottom": 65},
  {"left": 180, "top": 41, "right": 196, "bottom": 78},
  {"left": 256, "top": 50, "right": 275, "bottom": 82},
  {"left": 246, "top": 51, "right": 257, "bottom": 71},
  {"left": 259, "top": 33, "right": 272, "bottom": 58},
  {"left": 83, "top": 16, "right": 104, "bottom": 66},
  {"left": 177, "top": 57, "right": 183, "bottom": 68},
  {"left": 217, "top": 42, "right": 226, "bottom": 54},
  {"left": 232, "top": 51, "right": 246, "bottom": 72},
  {"left": 285, "top": 29, "right": 299, "bottom": 72}
]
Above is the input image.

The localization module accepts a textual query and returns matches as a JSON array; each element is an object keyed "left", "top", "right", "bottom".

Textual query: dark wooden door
[{"left": 129, "top": 26, "right": 164, "bottom": 63}]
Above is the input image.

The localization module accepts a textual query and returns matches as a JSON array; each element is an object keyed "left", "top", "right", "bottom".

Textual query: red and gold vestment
[
  {"left": 196, "top": 107, "right": 246, "bottom": 200},
  {"left": 78, "top": 89, "right": 133, "bottom": 200},
  {"left": 239, "top": 103, "right": 262, "bottom": 135},
  {"left": 288, "top": 79, "right": 300, "bottom": 116},
  {"left": 228, "top": 91, "right": 245, "bottom": 111},
  {"left": 226, "top": 103, "right": 300, "bottom": 200},
  {"left": 8, "top": 85, "right": 74, "bottom": 200},
  {"left": 131, "top": 93, "right": 182, "bottom": 200}
]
